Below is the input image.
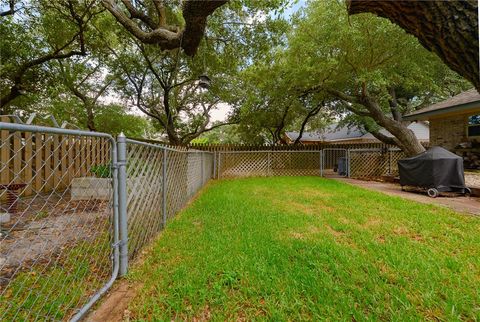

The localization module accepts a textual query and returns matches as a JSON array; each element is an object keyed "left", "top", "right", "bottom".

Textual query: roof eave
[{"left": 404, "top": 101, "right": 480, "bottom": 121}]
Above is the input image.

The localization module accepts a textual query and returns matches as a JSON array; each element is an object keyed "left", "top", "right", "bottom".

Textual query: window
[{"left": 468, "top": 114, "right": 480, "bottom": 137}]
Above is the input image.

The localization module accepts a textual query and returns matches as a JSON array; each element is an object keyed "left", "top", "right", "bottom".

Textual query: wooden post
[
  {"left": 75, "top": 137, "right": 81, "bottom": 177},
  {"left": 80, "top": 136, "right": 86, "bottom": 176},
  {"left": 52, "top": 135, "right": 60, "bottom": 188},
  {"left": 0, "top": 116, "right": 10, "bottom": 186},
  {"left": 61, "top": 135, "right": 68, "bottom": 188},
  {"left": 13, "top": 130, "right": 22, "bottom": 184},
  {"left": 44, "top": 134, "right": 53, "bottom": 192},
  {"left": 24, "top": 131, "right": 33, "bottom": 196},
  {"left": 67, "top": 136, "right": 74, "bottom": 184},
  {"left": 0, "top": 117, "right": 10, "bottom": 202},
  {"left": 34, "top": 133, "right": 44, "bottom": 193}
]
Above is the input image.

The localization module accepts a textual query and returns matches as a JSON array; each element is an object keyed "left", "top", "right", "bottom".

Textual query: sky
[{"left": 283, "top": 0, "right": 307, "bottom": 18}]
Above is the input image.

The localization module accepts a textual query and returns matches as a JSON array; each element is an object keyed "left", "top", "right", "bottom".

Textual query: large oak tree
[
  {"left": 241, "top": 0, "right": 471, "bottom": 155},
  {"left": 104, "top": 0, "right": 479, "bottom": 93}
]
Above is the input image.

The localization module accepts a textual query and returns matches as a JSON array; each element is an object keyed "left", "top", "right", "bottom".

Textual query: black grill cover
[{"left": 398, "top": 146, "right": 466, "bottom": 192}]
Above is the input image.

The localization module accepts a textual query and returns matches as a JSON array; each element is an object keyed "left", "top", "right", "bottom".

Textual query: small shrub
[{"left": 90, "top": 164, "right": 111, "bottom": 178}]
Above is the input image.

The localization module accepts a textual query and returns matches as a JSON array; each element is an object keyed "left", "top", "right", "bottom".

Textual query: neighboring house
[
  {"left": 404, "top": 88, "right": 480, "bottom": 170},
  {"left": 404, "top": 88, "right": 480, "bottom": 150},
  {"left": 285, "top": 122, "right": 430, "bottom": 145}
]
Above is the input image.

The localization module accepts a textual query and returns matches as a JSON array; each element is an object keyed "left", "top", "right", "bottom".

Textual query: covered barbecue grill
[{"left": 398, "top": 146, "right": 471, "bottom": 197}]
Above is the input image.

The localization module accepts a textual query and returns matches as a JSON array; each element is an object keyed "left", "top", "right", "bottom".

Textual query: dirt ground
[
  {"left": 334, "top": 178, "right": 480, "bottom": 216},
  {"left": 85, "top": 280, "right": 139, "bottom": 322},
  {"left": 0, "top": 196, "right": 110, "bottom": 286}
]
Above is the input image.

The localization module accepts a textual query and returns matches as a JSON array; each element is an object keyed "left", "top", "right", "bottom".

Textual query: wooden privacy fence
[{"left": 0, "top": 117, "right": 110, "bottom": 199}]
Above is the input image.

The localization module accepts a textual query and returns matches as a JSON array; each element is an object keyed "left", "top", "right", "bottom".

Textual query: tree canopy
[
  {"left": 0, "top": 0, "right": 475, "bottom": 151},
  {"left": 233, "top": 0, "right": 471, "bottom": 154}
]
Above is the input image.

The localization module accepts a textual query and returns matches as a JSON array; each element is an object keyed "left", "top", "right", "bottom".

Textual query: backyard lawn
[{"left": 127, "top": 177, "right": 480, "bottom": 320}]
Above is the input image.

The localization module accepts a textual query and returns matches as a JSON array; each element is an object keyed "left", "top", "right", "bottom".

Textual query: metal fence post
[
  {"left": 162, "top": 149, "right": 168, "bottom": 227},
  {"left": 117, "top": 133, "right": 128, "bottom": 276}
]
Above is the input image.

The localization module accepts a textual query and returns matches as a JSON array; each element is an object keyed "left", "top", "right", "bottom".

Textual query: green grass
[
  {"left": 1, "top": 235, "right": 112, "bottom": 321},
  {"left": 128, "top": 177, "right": 480, "bottom": 321}
]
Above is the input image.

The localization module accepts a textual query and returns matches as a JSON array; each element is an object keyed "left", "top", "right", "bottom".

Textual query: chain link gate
[
  {"left": 0, "top": 122, "right": 119, "bottom": 321},
  {"left": 320, "top": 148, "right": 348, "bottom": 177}
]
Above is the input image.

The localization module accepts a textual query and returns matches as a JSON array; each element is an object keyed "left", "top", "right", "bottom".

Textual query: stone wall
[{"left": 429, "top": 114, "right": 468, "bottom": 150}]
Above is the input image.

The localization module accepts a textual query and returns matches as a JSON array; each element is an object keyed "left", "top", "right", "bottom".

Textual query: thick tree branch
[
  {"left": 294, "top": 102, "right": 324, "bottom": 145},
  {"left": 121, "top": 0, "right": 157, "bottom": 29},
  {"left": 347, "top": 0, "right": 479, "bottom": 91},
  {"left": 102, "top": 0, "right": 228, "bottom": 56},
  {"left": 326, "top": 87, "right": 425, "bottom": 156},
  {"left": 363, "top": 123, "right": 398, "bottom": 146},
  {"left": 388, "top": 87, "right": 402, "bottom": 122}
]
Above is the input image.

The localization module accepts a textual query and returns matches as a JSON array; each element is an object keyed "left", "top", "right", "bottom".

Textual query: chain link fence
[
  {"left": 0, "top": 122, "right": 214, "bottom": 321},
  {"left": 0, "top": 119, "right": 407, "bottom": 320},
  {"left": 123, "top": 139, "right": 213, "bottom": 261},
  {"left": 0, "top": 123, "right": 118, "bottom": 321}
]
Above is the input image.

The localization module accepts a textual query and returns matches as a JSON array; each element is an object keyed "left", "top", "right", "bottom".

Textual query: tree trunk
[
  {"left": 85, "top": 104, "right": 96, "bottom": 132},
  {"left": 327, "top": 88, "right": 425, "bottom": 156},
  {"left": 347, "top": 0, "right": 479, "bottom": 91},
  {"left": 361, "top": 95, "right": 425, "bottom": 156},
  {"left": 0, "top": 86, "right": 21, "bottom": 113},
  {"left": 294, "top": 103, "right": 323, "bottom": 145}
]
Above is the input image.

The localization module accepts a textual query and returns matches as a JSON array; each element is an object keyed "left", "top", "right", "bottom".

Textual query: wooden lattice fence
[
  {"left": 348, "top": 149, "right": 405, "bottom": 178},
  {"left": 217, "top": 151, "right": 323, "bottom": 178}
]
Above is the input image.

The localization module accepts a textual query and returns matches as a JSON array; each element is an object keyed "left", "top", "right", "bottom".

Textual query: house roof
[
  {"left": 404, "top": 89, "right": 480, "bottom": 121},
  {"left": 285, "top": 124, "right": 365, "bottom": 142},
  {"left": 286, "top": 124, "right": 365, "bottom": 142},
  {"left": 285, "top": 122, "right": 429, "bottom": 143}
]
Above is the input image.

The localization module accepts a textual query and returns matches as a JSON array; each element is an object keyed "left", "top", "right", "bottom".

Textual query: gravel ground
[{"left": 465, "top": 172, "right": 480, "bottom": 187}]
